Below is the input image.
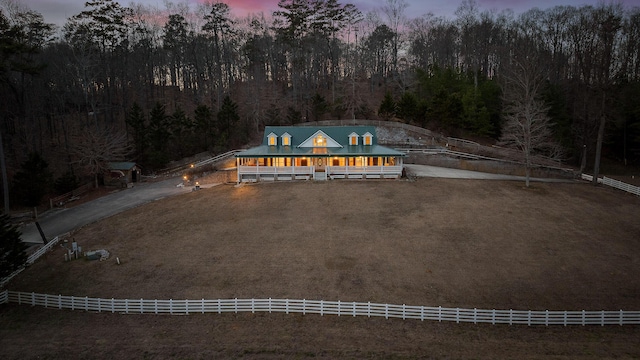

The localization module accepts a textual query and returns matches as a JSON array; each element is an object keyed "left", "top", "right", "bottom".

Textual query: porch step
[{"left": 314, "top": 171, "right": 327, "bottom": 181}]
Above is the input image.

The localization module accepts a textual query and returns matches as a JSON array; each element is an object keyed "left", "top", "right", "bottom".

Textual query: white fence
[
  {"left": 193, "top": 150, "right": 240, "bottom": 168},
  {"left": 0, "top": 236, "right": 60, "bottom": 288},
  {"left": 582, "top": 174, "right": 640, "bottom": 196},
  {"left": 1, "top": 291, "right": 639, "bottom": 326}
]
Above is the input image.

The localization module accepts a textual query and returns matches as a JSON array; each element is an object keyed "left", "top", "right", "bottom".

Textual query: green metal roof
[
  {"left": 236, "top": 126, "right": 405, "bottom": 158},
  {"left": 108, "top": 162, "right": 137, "bottom": 170}
]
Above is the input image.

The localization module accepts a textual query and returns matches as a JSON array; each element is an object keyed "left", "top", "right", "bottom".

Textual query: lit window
[
  {"left": 282, "top": 133, "right": 291, "bottom": 146},
  {"left": 350, "top": 136, "right": 358, "bottom": 145},
  {"left": 363, "top": 132, "right": 373, "bottom": 146},
  {"left": 268, "top": 133, "right": 277, "bottom": 146},
  {"left": 314, "top": 135, "right": 325, "bottom": 147}
]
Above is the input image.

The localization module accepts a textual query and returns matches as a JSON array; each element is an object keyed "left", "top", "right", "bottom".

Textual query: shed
[{"left": 107, "top": 162, "right": 140, "bottom": 186}]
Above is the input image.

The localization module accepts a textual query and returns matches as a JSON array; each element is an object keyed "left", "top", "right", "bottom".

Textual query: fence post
[
  {"left": 235, "top": 298, "right": 238, "bottom": 313},
  {"left": 473, "top": 308, "right": 477, "bottom": 324},
  {"left": 456, "top": 308, "right": 460, "bottom": 324},
  {"left": 58, "top": 294, "right": 61, "bottom": 309},
  {"left": 141, "top": 298, "right": 144, "bottom": 314},
  {"left": 111, "top": 298, "right": 114, "bottom": 313},
  {"left": 97, "top": 298, "right": 100, "bottom": 313},
  {"left": 619, "top": 310, "right": 623, "bottom": 326},
  {"left": 202, "top": 299, "right": 205, "bottom": 314},
  {"left": 125, "top": 298, "right": 129, "bottom": 314},
  {"left": 420, "top": 306, "right": 424, "bottom": 321},
  {"left": 268, "top": 298, "right": 271, "bottom": 314},
  {"left": 438, "top": 306, "right": 442, "bottom": 322},
  {"left": 582, "top": 310, "right": 585, "bottom": 326},
  {"left": 601, "top": 310, "right": 605, "bottom": 326},
  {"left": 353, "top": 302, "right": 356, "bottom": 317},
  {"left": 169, "top": 299, "right": 172, "bottom": 315},
  {"left": 563, "top": 311, "right": 567, "bottom": 326},
  {"left": 528, "top": 310, "right": 531, "bottom": 326},
  {"left": 403, "top": 304, "right": 406, "bottom": 320},
  {"left": 155, "top": 299, "right": 158, "bottom": 314},
  {"left": 545, "top": 310, "right": 549, "bottom": 326},
  {"left": 368, "top": 302, "right": 371, "bottom": 318},
  {"left": 85, "top": 296, "right": 89, "bottom": 312},
  {"left": 492, "top": 309, "right": 495, "bottom": 325},
  {"left": 320, "top": 300, "right": 323, "bottom": 316},
  {"left": 337, "top": 300, "right": 340, "bottom": 316},
  {"left": 185, "top": 299, "right": 189, "bottom": 315},
  {"left": 285, "top": 299, "right": 289, "bottom": 314},
  {"left": 252, "top": 298, "right": 255, "bottom": 314},
  {"left": 509, "top": 309, "right": 513, "bottom": 325}
]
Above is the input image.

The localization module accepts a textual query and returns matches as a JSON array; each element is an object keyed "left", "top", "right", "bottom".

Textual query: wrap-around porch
[{"left": 237, "top": 156, "right": 403, "bottom": 182}]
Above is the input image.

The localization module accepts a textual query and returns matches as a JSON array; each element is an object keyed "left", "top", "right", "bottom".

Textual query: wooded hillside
[{"left": 1, "top": 0, "right": 640, "bottom": 208}]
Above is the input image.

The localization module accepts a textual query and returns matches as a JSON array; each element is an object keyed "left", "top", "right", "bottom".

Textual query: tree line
[{"left": 1, "top": 0, "right": 640, "bottom": 208}]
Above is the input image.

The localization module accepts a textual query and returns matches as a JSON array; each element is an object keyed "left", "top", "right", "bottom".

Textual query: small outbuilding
[{"left": 107, "top": 162, "right": 140, "bottom": 187}]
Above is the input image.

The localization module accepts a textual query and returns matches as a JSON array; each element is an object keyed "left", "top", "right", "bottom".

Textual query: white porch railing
[
  {"left": 327, "top": 165, "right": 403, "bottom": 179},
  {"left": 237, "top": 166, "right": 315, "bottom": 175}
]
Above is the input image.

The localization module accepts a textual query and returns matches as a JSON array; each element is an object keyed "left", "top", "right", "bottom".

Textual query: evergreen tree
[
  {"left": 217, "top": 95, "right": 239, "bottom": 147},
  {"left": 147, "top": 103, "right": 171, "bottom": 169},
  {"left": 194, "top": 104, "right": 216, "bottom": 150},
  {"left": 0, "top": 213, "right": 26, "bottom": 279},
  {"left": 378, "top": 91, "right": 397, "bottom": 121},
  {"left": 12, "top": 152, "right": 52, "bottom": 207},
  {"left": 125, "top": 102, "right": 147, "bottom": 162},
  {"left": 311, "top": 93, "right": 328, "bottom": 121}
]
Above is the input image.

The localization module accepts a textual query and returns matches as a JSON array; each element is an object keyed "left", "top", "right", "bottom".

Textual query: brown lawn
[{"left": 2, "top": 178, "right": 640, "bottom": 359}]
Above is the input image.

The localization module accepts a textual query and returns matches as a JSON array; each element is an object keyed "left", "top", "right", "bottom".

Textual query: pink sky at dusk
[{"left": 23, "top": 0, "right": 640, "bottom": 27}]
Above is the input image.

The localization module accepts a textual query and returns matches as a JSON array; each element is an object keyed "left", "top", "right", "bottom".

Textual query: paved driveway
[{"left": 21, "top": 177, "right": 213, "bottom": 244}]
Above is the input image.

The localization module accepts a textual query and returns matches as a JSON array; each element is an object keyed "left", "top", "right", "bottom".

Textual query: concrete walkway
[{"left": 21, "top": 178, "right": 219, "bottom": 245}]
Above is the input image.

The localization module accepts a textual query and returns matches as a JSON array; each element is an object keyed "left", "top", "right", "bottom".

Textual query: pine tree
[
  {"left": 0, "top": 213, "right": 27, "bottom": 279},
  {"left": 378, "top": 92, "right": 397, "bottom": 121}
]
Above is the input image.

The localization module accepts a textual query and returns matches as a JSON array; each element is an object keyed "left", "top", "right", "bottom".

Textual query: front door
[{"left": 315, "top": 157, "right": 326, "bottom": 172}]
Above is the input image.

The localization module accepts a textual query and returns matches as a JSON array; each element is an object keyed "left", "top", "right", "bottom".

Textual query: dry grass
[
  {"left": 2, "top": 178, "right": 640, "bottom": 359},
  {"left": 10, "top": 178, "right": 640, "bottom": 309}
]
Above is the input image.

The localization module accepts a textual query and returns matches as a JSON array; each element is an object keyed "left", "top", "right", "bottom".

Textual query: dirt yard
[{"left": 2, "top": 178, "right": 640, "bottom": 359}]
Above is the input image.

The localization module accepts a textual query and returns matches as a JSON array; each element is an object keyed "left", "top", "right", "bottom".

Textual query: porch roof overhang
[{"left": 235, "top": 145, "right": 405, "bottom": 158}]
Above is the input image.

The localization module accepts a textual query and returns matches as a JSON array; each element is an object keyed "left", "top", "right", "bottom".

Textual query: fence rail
[
  {"left": 2, "top": 291, "right": 639, "bottom": 326},
  {"left": 193, "top": 150, "right": 240, "bottom": 168},
  {"left": 50, "top": 183, "right": 93, "bottom": 207},
  {"left": 0, "top": 236, "right": 60, "bottom": 288},
  {"left": 582, "top": 174, "right": 640, "bottom": 196}
]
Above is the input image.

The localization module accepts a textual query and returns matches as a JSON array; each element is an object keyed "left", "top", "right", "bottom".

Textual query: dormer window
[
  {"left": 313, "top": 134, "right": 326, "bottom": 147},
  {"left": 363, "top": 132, "right": 373, "bottom": 146},
  {"left": 281, "top": 132, "right": 291, "bottom": 146},
  {"left": 267, "top": 132, "right": 277, "bottom": 146},
  {"left": 349, "top": 132, "right": 359, "bottom": 146}
]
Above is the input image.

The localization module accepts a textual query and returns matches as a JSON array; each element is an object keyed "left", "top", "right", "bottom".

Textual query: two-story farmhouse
[{"left": 235, "top": 126, "right": 405, "bottom": 182}]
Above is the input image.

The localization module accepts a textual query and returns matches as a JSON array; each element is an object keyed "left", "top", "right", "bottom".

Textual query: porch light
[{"left": 190, "top": 164, "right": 194, "bottom": 168}]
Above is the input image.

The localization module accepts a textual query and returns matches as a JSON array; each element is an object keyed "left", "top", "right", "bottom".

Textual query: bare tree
[
  {"left": 499, "top": 49, "right": 561, "bottom": 187},
  {"left": 71, "top": 126, "right": 132, "bottom": 187}
]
